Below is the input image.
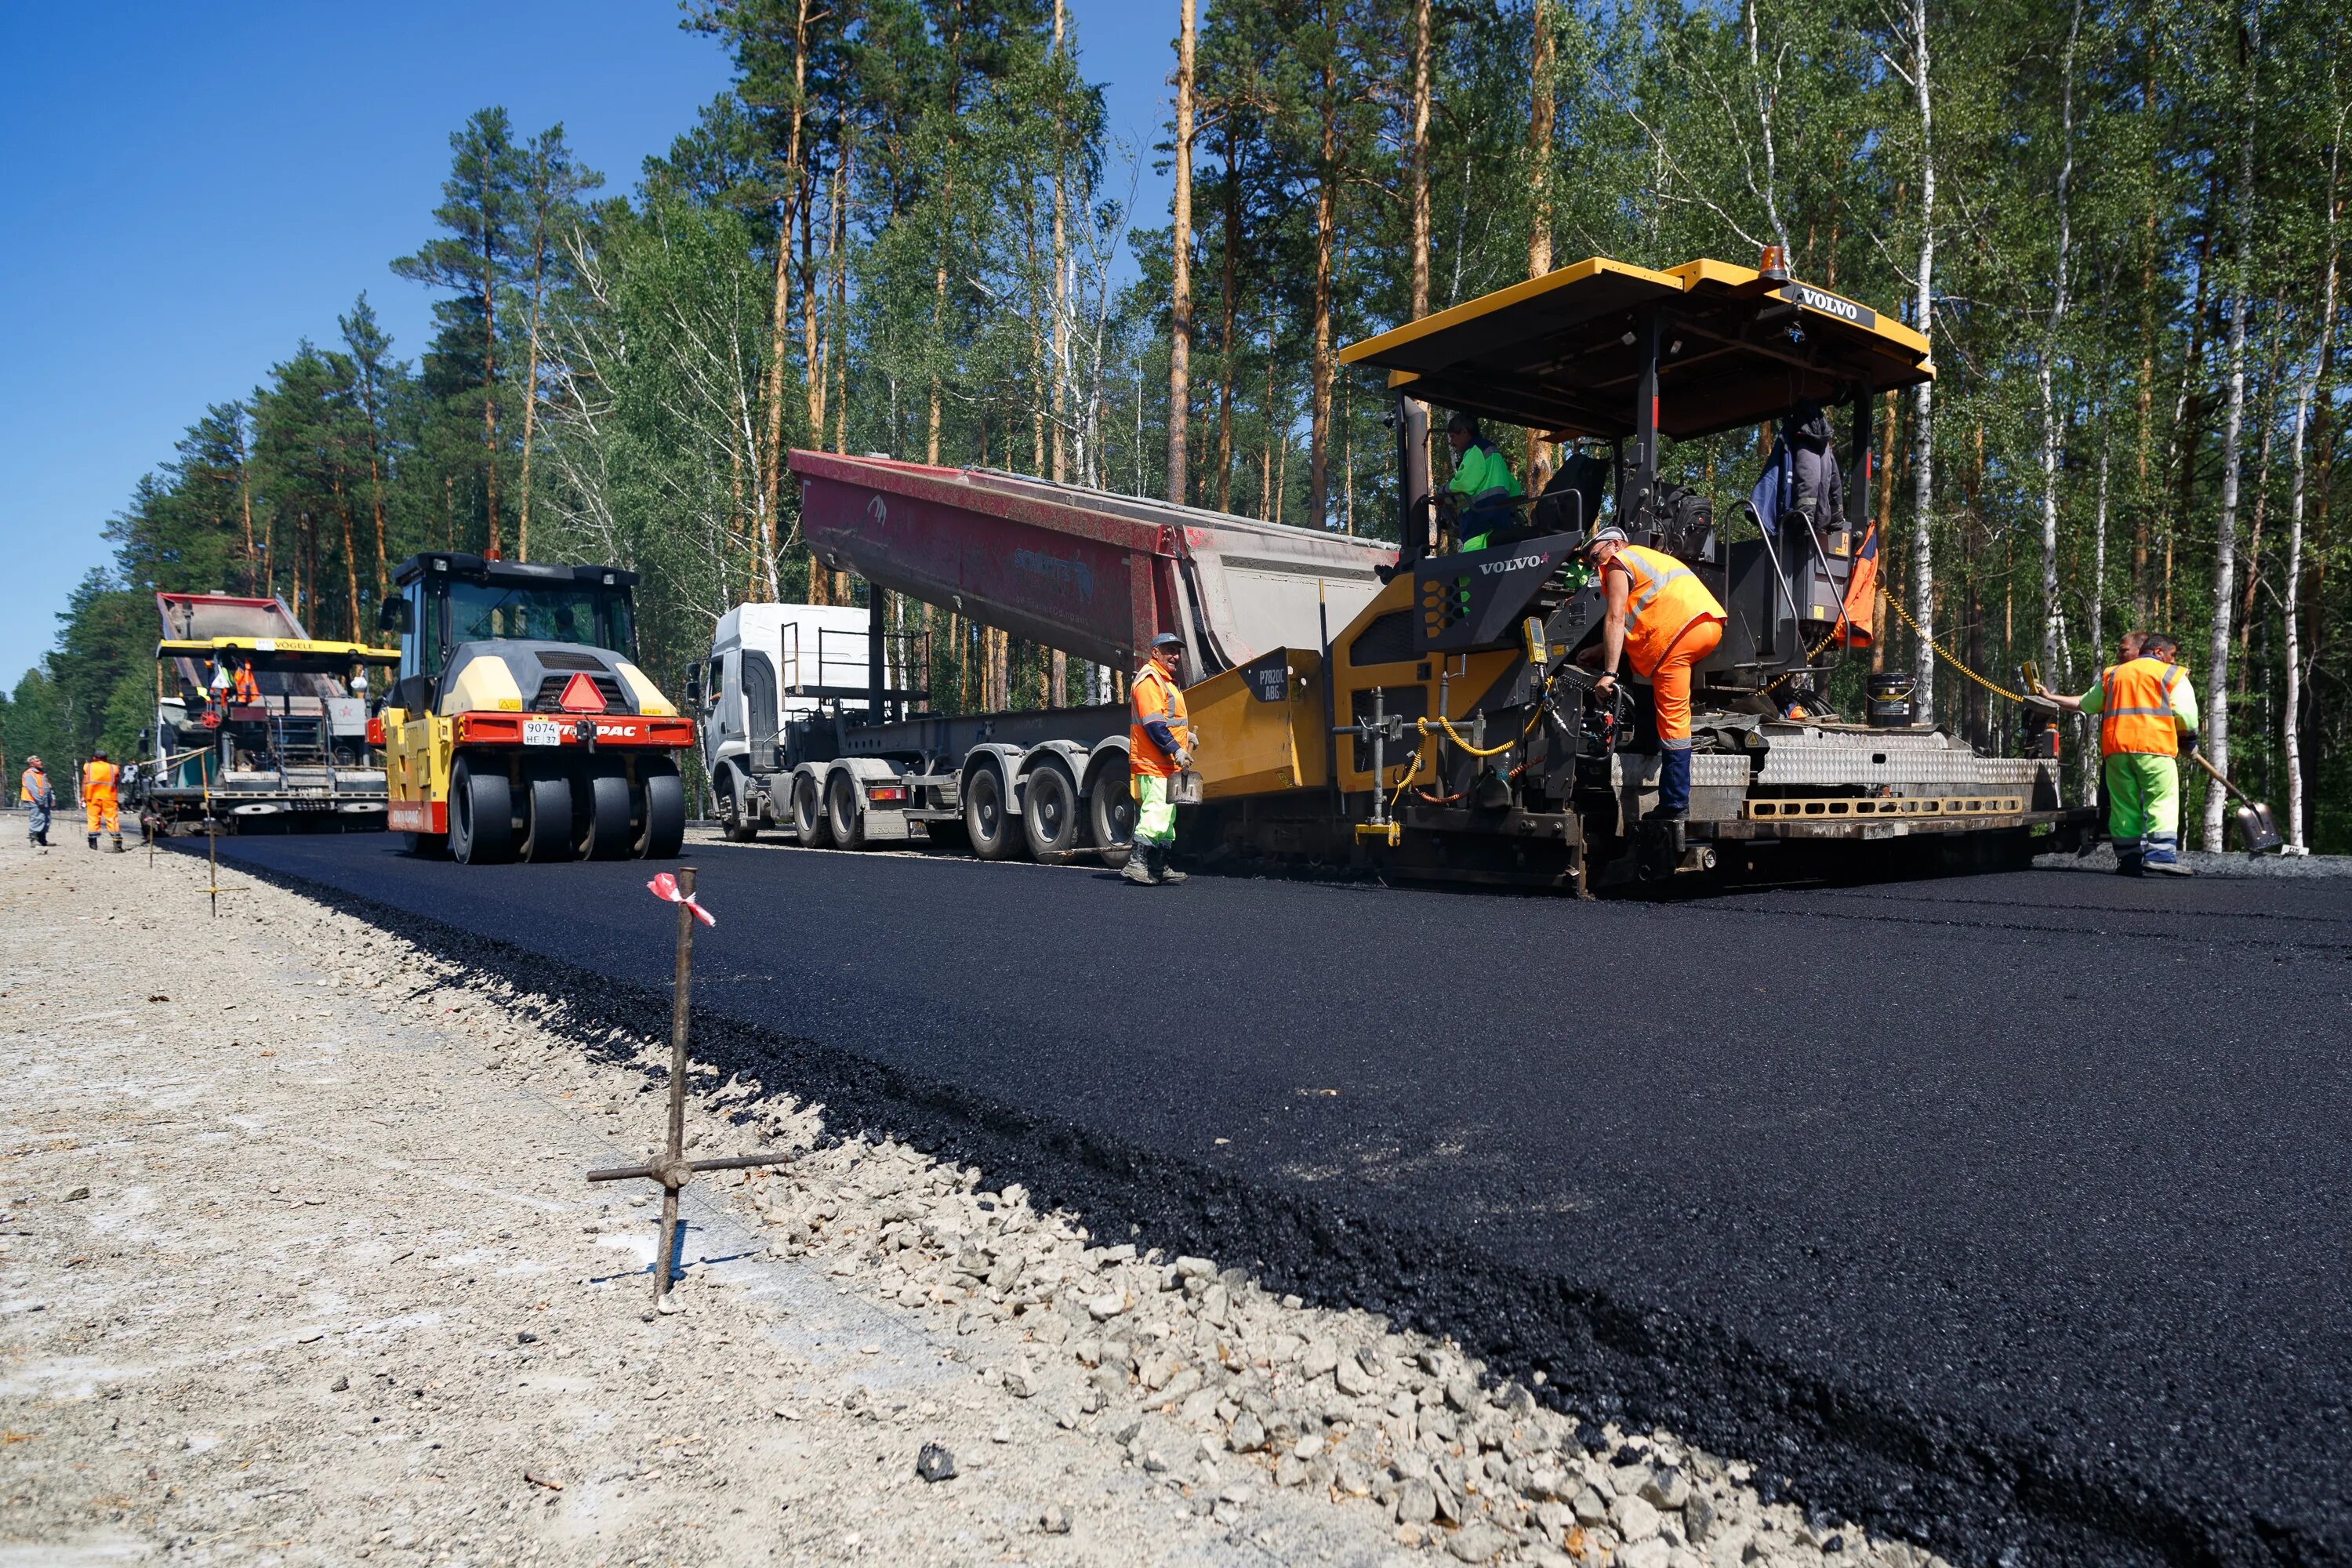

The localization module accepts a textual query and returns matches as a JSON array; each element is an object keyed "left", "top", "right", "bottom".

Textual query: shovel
[{"left": 2187, "top": 750, "right": 2283, "bottom": 854}]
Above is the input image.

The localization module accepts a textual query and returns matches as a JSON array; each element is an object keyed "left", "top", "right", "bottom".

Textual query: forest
[{"left": 5, "top": 0, "right": 2347, "bottom": 851}]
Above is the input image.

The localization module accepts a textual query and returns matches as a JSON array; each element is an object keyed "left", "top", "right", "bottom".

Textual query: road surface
[{"left": 194, "top": 831, "right": 2352, "bottom": 1567}]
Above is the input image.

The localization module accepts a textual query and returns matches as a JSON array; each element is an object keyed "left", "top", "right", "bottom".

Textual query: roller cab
[{"left": 377, "top": 552, "right": 691, "bottom": 865}]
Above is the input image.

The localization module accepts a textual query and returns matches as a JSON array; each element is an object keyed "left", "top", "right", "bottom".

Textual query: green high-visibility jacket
[{"left": 1447, "top": 441, "right": 1523, "bottom": 508}]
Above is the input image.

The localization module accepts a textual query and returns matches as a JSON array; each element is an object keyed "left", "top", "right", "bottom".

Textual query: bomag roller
[{"left": 375, "top": 552, "right": 693, "bottom": 864}]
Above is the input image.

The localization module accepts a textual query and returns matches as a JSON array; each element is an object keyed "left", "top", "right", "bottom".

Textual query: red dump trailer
[{"left": 699, "top": 454, "right": 1393, "bottom": 862}]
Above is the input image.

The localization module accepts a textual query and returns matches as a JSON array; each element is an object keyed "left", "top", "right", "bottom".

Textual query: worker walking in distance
[
  {"left": 20, "top": 756, "right": 54, "bottom": 848},
  {"left": 2046, "top": 630, "right": 2198, "bottom": 877},
  {"left": 82, "top": 750, "right": 123, "bottom": 852},
  {"left": 1124, "top": 631, "right": 1193, "bottom": 887},
  {"left": 1585, "top": 526, "right": 1728, "bottom": 824},
  {"left": 1445, "top": 412, "right": 1524, "bottom": 551}
]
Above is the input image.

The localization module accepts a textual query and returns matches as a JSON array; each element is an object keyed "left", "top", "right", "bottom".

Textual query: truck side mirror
[
  {"left": 683, "top": 666, "right": 703, "bottom": 712},
  {"left": 379, "top": 598, "right": 414, "bottom": 633}
]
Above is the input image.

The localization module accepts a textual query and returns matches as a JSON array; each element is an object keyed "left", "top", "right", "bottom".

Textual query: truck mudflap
[
  {"left": 389, "top": 800, "right": 449, "bottom": 834},
  {"left": 452, "top": 713, "right": 695, "bottom": 748}
]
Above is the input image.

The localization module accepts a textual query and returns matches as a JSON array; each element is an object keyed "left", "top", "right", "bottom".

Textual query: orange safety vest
[
  {"left": 82, "top": 759, "right": 118, "bottom": 800},
  {"left": 1609, "top": 544, "right": 1727, "bottom": 678},
  {"left": 20, "top": 768, "right": 48, "bottom": 805},
  {"left": 234, "top": 666, "right": 260, "bottom": 702},
  {"left": 1129, "top": 662, "right": 1190, "bottom": 778},
  {"left": 2098, "top": 657, "right": 2187, "bottom": 757}
]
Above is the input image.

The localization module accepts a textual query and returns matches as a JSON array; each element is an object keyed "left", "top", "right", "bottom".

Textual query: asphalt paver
[{"left": 192, "top": 832, "right": 2352, "bottom": 1566}]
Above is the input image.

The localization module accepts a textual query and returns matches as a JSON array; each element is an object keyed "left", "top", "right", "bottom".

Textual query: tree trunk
[
  {"left": 2284, "top": 118, "right": 2340, "bottom": 850},
  {"left": 516, "top": 149, "right": 554, "bottom": 565},
  {"left": 333, "top": 464, "right": 361, "bottom": 640},
  {"left": 1907, "top": 0, "right": 1936, "bottom": 724},
  {"left": 478, "top": 136, "right": 503, "bottom": 558},
  {"left": 1308, "top": 16, "right": 1338, "bottom": 530},
  {"left": 2203, "top": 19, "right": 2259, "bottom": 851},
  {"left": 1215, "top": 118, "right": 1241, "bottom": 513},
  {"left": 759, "top": 0, "right": 813, "bottom": 601},
  {"left": 804, "top": 135, "right": 826, "bottom": 459},
  {"left": 1168, "top": 0, "right": 1197, "bottom": 506},
  {"left": 235, "top": 414, "right": 259, "bottom": 596},
  {"left": 2038, "top": 0, "right": 2082, "bottom": 693},
  {"left": 1051, "top": 0, "right": 1071, "bottom": 485},
  {"left": 1411, "top": 0, "right": 1432, "bottom": 319},
  {"left": 830, "top": 126, "right": 854, "bottom": 454},
  {"left": 1527, "top": 0, "right": 1554, "bottom": 278},
  {"left": 2085, "top": 426, "right": 2109, "bottom": 795}
]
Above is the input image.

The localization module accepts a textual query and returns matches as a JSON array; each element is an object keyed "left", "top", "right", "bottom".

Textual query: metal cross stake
[{"left": 586, "top": 866, "right": 791, "bottom": 1303}]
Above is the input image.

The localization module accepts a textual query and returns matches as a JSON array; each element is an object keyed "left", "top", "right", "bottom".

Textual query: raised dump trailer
[
  {"left": 142, "top": 591, "right": 397, "bottom": 834},
  {"left": 705, "top": 459, "right": 1392, "bottom": 861},
  {"left": 758, "top": 255, "right": 2081, "bottom": 888}
]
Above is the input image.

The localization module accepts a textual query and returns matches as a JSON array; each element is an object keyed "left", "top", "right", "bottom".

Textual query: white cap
[{"left": 1584, "top": 526, "right": 1629, "bottom": 553}]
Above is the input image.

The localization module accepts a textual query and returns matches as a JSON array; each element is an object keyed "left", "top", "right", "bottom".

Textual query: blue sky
[{"left": 0, "top": 1, "right": 1178, "bottom": 688}]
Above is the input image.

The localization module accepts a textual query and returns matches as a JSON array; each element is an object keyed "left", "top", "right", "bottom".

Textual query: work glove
[
  {"left": 1174, "top": 748, "right": 1194, "bottom": 771},
  {"left": 2177, "top": 730, "right": 2199, "bottom": 756}
]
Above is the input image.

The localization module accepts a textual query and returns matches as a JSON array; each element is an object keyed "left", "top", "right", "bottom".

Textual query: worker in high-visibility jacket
[
  {"left": 1446, "top": 412, "right": 1524, "bottom": 552},
  {"left": 1124, "top": 630, "right": 1194, "bottom": 887},
  {"left": 1585, "top": 526, "right": 1728, "bottom": 823},
  {"left": 2047, "top": 629, "right": 2198, "bottom": 877},
  {"left": 232, "top": 658, "right": 261, "bottom": 705},
  {"left": 82, "top": 749, "right": 123, "bottom": 852},
  {"left": 20, "top": 757, "right": 55, "bottom": 848}
]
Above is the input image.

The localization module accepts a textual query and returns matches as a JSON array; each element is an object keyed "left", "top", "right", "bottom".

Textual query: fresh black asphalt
[{"left": 195, "top": 832, "right": 2352, "bottom": 1566}]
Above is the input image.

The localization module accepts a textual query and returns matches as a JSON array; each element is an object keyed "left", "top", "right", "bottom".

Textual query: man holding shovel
[{"left": 2045, "top": 630, "right": 2198, "bottom": 877}]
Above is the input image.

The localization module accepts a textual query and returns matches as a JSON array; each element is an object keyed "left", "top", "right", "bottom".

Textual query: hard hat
[
  {"left": 1152, "top": 631, "right": 1185, "bottom": 650},
  {"left": 1583, "top": 526, "right": 1629, "bottom": 554}
]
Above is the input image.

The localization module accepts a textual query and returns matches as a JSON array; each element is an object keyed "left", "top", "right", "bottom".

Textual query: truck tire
[
  {"left": 449, "top": 757, "right": 513, "bottom": 865},
  {"left": 793, "top": 771, "right": 833, "bottom": 848},
  {"left": 964, "top": 762, "right": 1022, "bottom": 860},
  {"left": 1022, "top": 763, "right": 1081, "bottom": 857},
  {"left": 519, "top": 772, "right": 572, "bottom": 862},
  {"left": 1088, "top": 772, "right": 1136, "bottom": 866},
  {"left": 717, "top": 765, "right": 760, "bottom": 843},
  {"left": 638, "top": 768, "right": 686, "bottom": 859},
  {"left": 826, "top": 772, "right": 867, "bottom": 850},
  {"left": 577, "top": 771, "right": 633, "bottom": 860}
]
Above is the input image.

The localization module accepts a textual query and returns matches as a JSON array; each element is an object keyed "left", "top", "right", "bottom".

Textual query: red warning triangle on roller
[{"left": 556, "top": 672, "right": 607, "bottom": 713}]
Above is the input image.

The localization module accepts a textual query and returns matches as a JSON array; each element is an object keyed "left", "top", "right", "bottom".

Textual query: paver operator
[
  {"left": 1124, "top": 630, "right": 1193, "bottom": 887},
  {"left": 1446, "top": 412, "right": 1524, "bottom": 552},
  {"left": 20, "top": 757, "right": 54, "bottom": 848},
  {"left": 82, "top": 749, "right": 123, "bottom": 852},
  {"left": 2045, "top": 630, "right": 2198, "bottom": 877},
  {"left": 1584, "top": 526, "right": 1728, "bottom": 825}
]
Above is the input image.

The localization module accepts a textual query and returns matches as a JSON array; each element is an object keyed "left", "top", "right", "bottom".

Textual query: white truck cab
[{"left": 698, "top": 602, "right": 874, "bottom": 839}]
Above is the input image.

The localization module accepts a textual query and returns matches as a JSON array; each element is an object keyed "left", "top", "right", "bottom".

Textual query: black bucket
[{"left": 1866, "top": 673, "right": 1915, "bottom": 728}]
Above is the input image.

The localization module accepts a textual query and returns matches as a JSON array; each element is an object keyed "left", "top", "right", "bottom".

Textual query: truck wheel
[
  {"left": 1023, "top": 764, "right": 1081, "bottom": 857},
  {"left": 449, "top": 757, "right": 513, "bottom": 865},
  {"left": 964, "top": 763, "right": 1022, "bottom": 860},
  {"left": 717, "top": 765, "right": 760, "bottom": 843},
  {"left": 1088, "top": 772, "right": 1137, "bottom": 867},
  {"left": 519, "top": 773, "right": 573, "bottom": 862},
  {"left": 792, "top": 772, "right": 833, "bottom": 848},
  {"left": 577, "top": 771, "right": 633, "bottom": 860},
  {"left": 827, "top": 772, "right": 867, "bottom": 850},
  {"left": 637, "top": 768, "right": 686, "bottom": 858}
]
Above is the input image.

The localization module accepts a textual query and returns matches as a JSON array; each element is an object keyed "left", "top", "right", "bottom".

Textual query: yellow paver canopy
[{"left": 1339, "top": 256, "right": 1933, "bottom": 442}]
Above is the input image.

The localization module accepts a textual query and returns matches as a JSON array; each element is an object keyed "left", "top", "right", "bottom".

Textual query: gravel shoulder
[{"left": 5, "top": 833, "right": 1942, "bottom": 1568}]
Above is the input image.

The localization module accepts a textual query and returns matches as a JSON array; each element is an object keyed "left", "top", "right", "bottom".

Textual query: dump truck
[
  {"left": 735, "top": 252, "right": 2074, "bottom": 889},
  {"left": 140, "top": 590, "right": 400, "bottom": 834},
  {"left": 376, "top": 551, "right": 693, "bottom": 864},
  {"left": 698, "top": 467, "right": 1392, "bottom": 860}
]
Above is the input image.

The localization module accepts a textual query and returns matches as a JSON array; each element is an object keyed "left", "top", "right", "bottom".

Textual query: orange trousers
[
  {"left": 85, "top": 793, "right": 119, "bottom": 834},
  {"left": 1646, "top": 618, "right": 1724, "bottom": 745}
]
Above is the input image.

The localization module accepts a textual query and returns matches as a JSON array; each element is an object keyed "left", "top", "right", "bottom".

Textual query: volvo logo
[
  {"left": 1788, "top": 283, "right": 1875, "bottom": 328},
  {"left": 1479, "top": 554, "right": 1550, "bottom": 575}
]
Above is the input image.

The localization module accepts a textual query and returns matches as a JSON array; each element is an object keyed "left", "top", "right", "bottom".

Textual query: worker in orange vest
[
  {"left": 2046, "top": 629, "right": 2198, "bottom": 877},
  {"left": 1123, "top": 631, "right": 1194, "bottom": 886},
  {"left": 82, "top": 750, "right": 123, "bottom": 852},
  {"left": 20, "top": 757, "right": 55, "bottom": 848},
  {"left": 1585, "top": 526, "right": 1728, "bottom": 823},
  {"left": 232, "top": 658, "right": 261, "bottom": 705}
]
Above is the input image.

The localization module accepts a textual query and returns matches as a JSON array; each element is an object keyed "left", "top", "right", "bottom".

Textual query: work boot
[
  {"left": 1153, "top": 844, "right": 1188, "bottom": 884},
  {"left": 2111, "top": 837, "right": 2143, "bottom": 877},
  {"left": 1120, "top": 849, "right": 1159, "bottom": 886},
  {"left": 110, "top": 834, "right": 125, "bottom": 853},
  {"left": 2141, "top": 833, "right": 2193, "bottom": 877},
  {"left": 87, "top": 833, "right": 98, "bottom": 850}
]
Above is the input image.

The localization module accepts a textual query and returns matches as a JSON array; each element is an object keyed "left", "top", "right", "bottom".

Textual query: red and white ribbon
[{"left": 646, "top": 872, "right": 716, "bottom": 927}]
